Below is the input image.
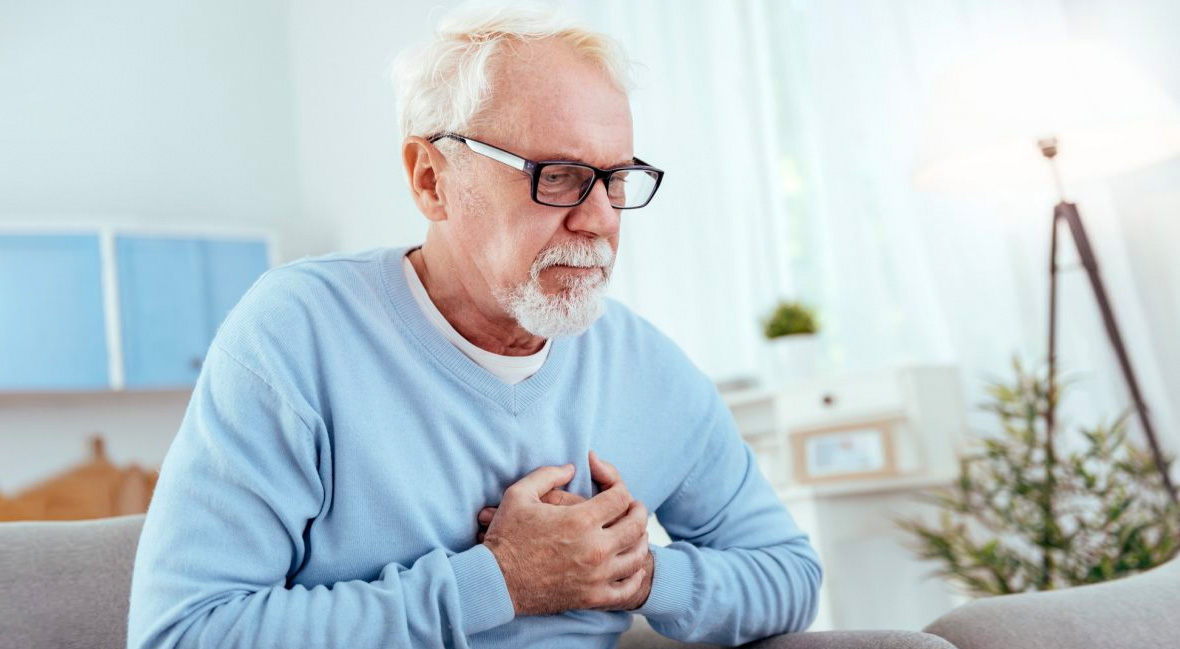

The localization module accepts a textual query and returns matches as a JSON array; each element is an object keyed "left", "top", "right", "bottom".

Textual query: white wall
[
  {"left": 0, "top": 0, "right": 335, "bottom": 493},
  {"left": 0, "top": 0, "right": 329, "bottom": 260},
  {"left": 1065, "top": 0, "right": 1180, "bottom": 442},
  {"left": 286, "top": 0, "right": 442, "bottom": 253},
  {"left": 0, "top": 0, "right": 446, "bottom": 494}
]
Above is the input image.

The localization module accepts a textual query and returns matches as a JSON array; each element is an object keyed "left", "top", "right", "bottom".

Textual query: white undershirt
[{"left": 402, "top": 251, "right": 550, "bottom": 385}]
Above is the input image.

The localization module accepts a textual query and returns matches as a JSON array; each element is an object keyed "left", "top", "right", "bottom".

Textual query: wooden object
[{"left": 0, "top": 434, "right": 158, "bottom": 522}]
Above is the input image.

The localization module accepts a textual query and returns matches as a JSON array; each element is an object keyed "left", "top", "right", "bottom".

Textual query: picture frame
[{"left": 789, "top": 418, "right": 899, "bottom": 484}]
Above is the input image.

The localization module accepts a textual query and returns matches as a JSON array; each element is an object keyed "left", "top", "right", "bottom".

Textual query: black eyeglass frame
[{"left": 428, "top": 132, "right": 665, "bottom": 209}]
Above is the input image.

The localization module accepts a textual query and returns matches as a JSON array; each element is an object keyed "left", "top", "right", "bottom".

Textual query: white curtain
[{"left": 561, "top": 0, "right": 1180, "bottom": 456}]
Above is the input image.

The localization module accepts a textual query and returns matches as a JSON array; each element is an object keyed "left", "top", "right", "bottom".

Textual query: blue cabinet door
[
  {"left": 116, "top": 236, "right": 208, "bottom": 388},
  {"left": 117, "top": 235, "right": 270, "bottom": 388},
  {"left": 0, "top": 234, "right": 110, "bottom": 390},
  {"left": 202, "top": 239, "right": 269, "bottom": 339}
]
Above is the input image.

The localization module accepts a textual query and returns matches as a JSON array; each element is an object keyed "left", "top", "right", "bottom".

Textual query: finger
[
  {"left": 596, "top": 566, "right": 646, "bottom": 611},
  {"left": 505, "top": 464, "right": 576, "bottom": 502},
  {"left": 588, "top": 451, "right": 632, "bottom": 523},
  {"left": 588, "top": 450, "right": 623, "bottom": 491},
  {"left": 477, "top": 507, "right": 496, "bottom": 524},
  {"left": 581, "top": 452, "right": 633, "bottom": 525},
  {"left": 541, "top": 489, "right": 587, "bottom": 506},
  {"left": 577, "top": 483, "right": 632, "bottom": 527},
  {"left": 606, "top": 532, "right": 650, "bottom": 581},
  {"left": 604, "top": 500, "right": 649, "bottom": 552},
  {"left": 619, "top": 521, "right": 649, "bottom": 556}
]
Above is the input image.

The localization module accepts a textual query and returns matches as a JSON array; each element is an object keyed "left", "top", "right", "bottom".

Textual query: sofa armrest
[
  {"left": 0, "top": 514, "right": 146, "bottom": 649},
  {"left": 743, "top": 630, "right": 958, "bottom": 649},
  {"left": 922, "top": 557, "right": 1180, "bottom": 649}
]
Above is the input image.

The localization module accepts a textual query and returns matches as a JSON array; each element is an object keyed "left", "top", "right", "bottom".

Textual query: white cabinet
[
  {"left": 724, "top": 364, "right": 971, "bottom": 631},
  {"left": 726, "top": 365, "right": 968, "bottom": 494}
]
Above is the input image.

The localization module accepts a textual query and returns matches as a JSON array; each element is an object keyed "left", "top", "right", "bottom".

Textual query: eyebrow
[{"left": 535, "top": 152, "right": 638, "bottom": 168}]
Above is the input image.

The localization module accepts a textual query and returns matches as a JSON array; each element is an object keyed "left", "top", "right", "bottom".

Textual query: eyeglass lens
[{"left": 536, "top": 164, "right": 659, "bottom": 208}]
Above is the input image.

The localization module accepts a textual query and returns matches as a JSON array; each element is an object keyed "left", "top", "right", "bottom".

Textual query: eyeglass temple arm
[{"left": 431, "top": 133, "right": 528, "bottom": 172}]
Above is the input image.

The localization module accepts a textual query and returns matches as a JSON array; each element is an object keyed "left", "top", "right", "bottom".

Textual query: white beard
[{"left": 495, "top": 238, "right": 615, "bottom": 338}]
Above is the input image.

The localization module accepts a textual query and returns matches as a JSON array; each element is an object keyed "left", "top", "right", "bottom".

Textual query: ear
[{"left": 402, "top": 136, "right": 450, "bottom": 223}]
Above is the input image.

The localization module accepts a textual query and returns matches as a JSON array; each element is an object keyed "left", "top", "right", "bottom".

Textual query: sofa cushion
[{"left": 0, "top": 513, "right": 145, "bottom": 649}]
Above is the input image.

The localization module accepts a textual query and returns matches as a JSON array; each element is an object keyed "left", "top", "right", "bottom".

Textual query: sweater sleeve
[
  {"left": 126, "top": 343, "right": 515, "bottom": 649},
  {"left": 635, "top": 384, "right": 823, "bottom": 645}
]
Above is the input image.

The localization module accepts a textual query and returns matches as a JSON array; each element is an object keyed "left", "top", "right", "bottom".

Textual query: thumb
[
  {"left": 509, "top": 463, "right": 576, "bottom": 501},
  {"left": 588, "top": 450, "right": 622, "bottom": 489}
]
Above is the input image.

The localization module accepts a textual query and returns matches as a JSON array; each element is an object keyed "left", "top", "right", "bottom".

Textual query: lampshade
[{"left": 914, "top": 39, "right": 1180, "bottom": 193}]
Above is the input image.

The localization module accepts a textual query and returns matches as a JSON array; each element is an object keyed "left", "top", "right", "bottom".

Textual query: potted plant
[
  {"left": 896, "top": 357, "right": 1180, "bottom": 596},
  {"left": 761, "top": 300, "right": 821, "bottom": 385}
]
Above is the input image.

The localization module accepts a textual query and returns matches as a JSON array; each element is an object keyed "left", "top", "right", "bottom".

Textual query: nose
[{"left": 565, "top": 177, "right": 621, "bottom": 238}]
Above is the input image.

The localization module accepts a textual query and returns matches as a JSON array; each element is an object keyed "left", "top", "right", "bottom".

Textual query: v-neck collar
[{"left": 378, "top": 246, "right": 572, "bottom": 416}]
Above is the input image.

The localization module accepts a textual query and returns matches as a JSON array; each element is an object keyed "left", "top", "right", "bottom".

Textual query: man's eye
[{"left": 541, "top": 172, "right": 572, "bottom": 185}]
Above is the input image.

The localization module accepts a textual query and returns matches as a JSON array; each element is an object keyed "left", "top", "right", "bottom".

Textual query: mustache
[{"left": 530, "top": 239, "right": 615, "bottom": 279}]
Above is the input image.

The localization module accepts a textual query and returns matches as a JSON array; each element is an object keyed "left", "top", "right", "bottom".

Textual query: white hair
[
  {"left": 494, "top": 237, "right": 616, "bottom": 337},
  {"left": 392, "top": 0, "right": 634, "bottom": 140}
]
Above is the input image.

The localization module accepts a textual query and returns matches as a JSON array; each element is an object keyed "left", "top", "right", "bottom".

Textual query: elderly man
[{"left": 127, "top": 3, "right": 820, "bottom": 648}]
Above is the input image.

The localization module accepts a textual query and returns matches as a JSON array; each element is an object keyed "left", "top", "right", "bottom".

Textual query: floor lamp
[
  {"left": 915, "top": 40, "right": 1180, "bottom": 504},
  {"left": 1039, "top": 138, "right": 1177, "bottom": 504}
]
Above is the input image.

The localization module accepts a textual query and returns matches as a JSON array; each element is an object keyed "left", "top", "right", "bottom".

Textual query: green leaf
[{"left": 894, "top": 353, "right": 1180, "bottom": 597}]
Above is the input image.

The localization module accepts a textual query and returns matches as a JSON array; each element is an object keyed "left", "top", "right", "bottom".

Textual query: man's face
[{"left": 439, "top": 39, "right": 634, "bottom": 335}]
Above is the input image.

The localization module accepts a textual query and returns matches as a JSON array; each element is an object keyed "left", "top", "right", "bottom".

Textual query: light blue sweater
[{"left": 126, "top": 246, "right": 822, "bottom": 649}]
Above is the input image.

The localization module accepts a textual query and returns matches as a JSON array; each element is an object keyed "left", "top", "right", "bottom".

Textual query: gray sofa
[{"left": 0, "top": 514, "right": 1176, "bottom": 649}]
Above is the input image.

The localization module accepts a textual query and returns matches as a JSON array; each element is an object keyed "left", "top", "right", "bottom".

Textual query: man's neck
[{"left": 407, "top": 242, "right": 547, "bottom": 356}]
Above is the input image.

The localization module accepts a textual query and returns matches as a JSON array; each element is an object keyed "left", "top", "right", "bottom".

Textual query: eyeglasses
[{"left": 428, "top": 132, "right": 665, "bottom": 209}]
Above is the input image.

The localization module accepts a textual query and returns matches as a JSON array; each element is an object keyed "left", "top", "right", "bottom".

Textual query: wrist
[
  {"left": 450, "top": 544, "right": 517, "bottom": 633},
  {"left": 481, "top": 536, "right": 523, "bottom": 615}
]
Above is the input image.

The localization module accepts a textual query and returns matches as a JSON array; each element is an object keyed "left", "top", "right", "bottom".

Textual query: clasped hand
[{"left": 476, "top": 450, "right": 653, "bottom": 616}]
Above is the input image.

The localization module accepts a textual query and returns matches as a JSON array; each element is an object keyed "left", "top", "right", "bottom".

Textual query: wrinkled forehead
[{"left": 476, "top": 39, "right": 634, "bottom": 167}]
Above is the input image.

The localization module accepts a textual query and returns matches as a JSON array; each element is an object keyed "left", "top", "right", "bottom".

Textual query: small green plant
[
  {"left": 896, "top": 357, "right": 1180, "bottom": 596},
  {"left": 762, "top": 300, "right": 819, "bottom": 339}
]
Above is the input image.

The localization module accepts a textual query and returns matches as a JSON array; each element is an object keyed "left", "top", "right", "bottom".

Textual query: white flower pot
[{"left": 764, "top": 333, "right": 820, "bottom": 386}]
